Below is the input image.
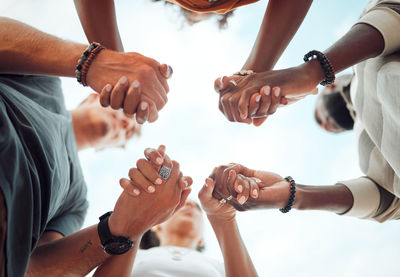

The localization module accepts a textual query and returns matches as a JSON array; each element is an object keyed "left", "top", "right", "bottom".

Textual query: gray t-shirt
[{"left": 0, "top": 75, "right": 88, "bottom": 277}]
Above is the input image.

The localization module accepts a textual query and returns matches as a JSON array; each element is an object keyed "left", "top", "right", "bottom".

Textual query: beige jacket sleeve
[{"left": 355, "top": 0, "right": 400, "bottom": 56}]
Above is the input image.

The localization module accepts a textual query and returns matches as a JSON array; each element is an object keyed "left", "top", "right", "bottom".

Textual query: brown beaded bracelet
[
  {"left": 303, "top": 50, "right": 335, "bottom": 86},
  {"left": 75, "top": 42, "right": 105, "bottom": 86},
  {"left": 279, "top": 176, "right": 296, "bottom": 213}
]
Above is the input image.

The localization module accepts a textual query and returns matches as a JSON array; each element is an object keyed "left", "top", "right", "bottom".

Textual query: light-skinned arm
[{"left": 199, "top": 178, "right": 258, "bottom": 277}]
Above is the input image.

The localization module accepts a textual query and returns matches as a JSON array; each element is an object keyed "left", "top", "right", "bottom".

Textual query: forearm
[
  {"left": 0, "top": 17, "right": 86, "bottom": 77},
  {"left": 293, "top": 184, "right": 354, "bottom": 214},
  {"left": 26, "top": 225, "right": 109, "bottom": 277},
  {"left": 93, "top": 237, "right": 141, "bottom": 277},
  {"left": 243, "top": 0, "right": 313, "bottom": 71},
  {"left": 74, "top": 0, "right": 124, "bottom": 51},
  {"left": 208, "top": 216, "right": 257, "bottom": 277}
]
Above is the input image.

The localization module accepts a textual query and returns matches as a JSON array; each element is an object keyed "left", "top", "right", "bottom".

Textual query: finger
[
  {"left": 202, "top": 177, "right": 216, "bottom": 199},
  {"left": 129, "top": 168, "right": 156, "bottom": 193},
  {"left": 110, "top": 76, "right": 129, "bottom": 110},
  {"left": 147, "top": 100, "right": 159, "bottom": 123},
  {"left": 178, "top": 175, "right": 193, "bottom": 190},
  {"left": 238, "top": 88, "right": 254, "bottom": 121},
  {"left": 175, "top": 188, "right": 192, "bottom": 211},
  {"left": 144, "top": 147, "right": 164, "bottom": 167},
  {"left": 157, "top": 145, "right": 166, "bottom": 157},
  {"left": 100, "top": 84, "right": 112, "bottom": 107},
  {"left": 123, "top": 80, "right": 141, "bottom": 115},
  {"left": 119, "top": 178, "right": 141, "bottom": 197},
  {"left": 248, "top": 177, "right": 259, "bottom": 199},
  {"left": 159, "top": 64, "right": 173, "bottom": 79},
  {"left": 253, "top": 117, "right": 268, "bottom": 126},
  {"left": 219, "top": 76, "right": 240, "bottom": 94},
  {"left": 143, "top": 75, "right": 167, "bottom": 108},
  {"left": 267, "top": 87, "right": 281, "bottom": 115},
  {"left": 136, "top": 158, "right": 163, "bottom": 185},
  {"left": 226, "top": 169, "right": 238, "bottom": 198},
  {"left": 235, "top": 175, "right": 250, "bottom": 205},
  {"left": 136, "top": 101, "right": 149, "bottom": 124},
  {"left": 229, "top": 93, "right": 251, "bottom": 124},
  {"left": 248, "top": 93, "right": 261, "bottom": 117},
  {"left": 255, "top": 86, "right": 271, "bottom": 117},
  {"left": 167, "top": 160, "right": 180, "bottom": 188},
  {"left": 220, "top": 93, "right": 235, "bottom": 122}
]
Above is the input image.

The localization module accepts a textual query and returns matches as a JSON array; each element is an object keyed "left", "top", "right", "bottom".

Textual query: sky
[{"left": 2, "top": 0, "right": 400, "bottom": 276}]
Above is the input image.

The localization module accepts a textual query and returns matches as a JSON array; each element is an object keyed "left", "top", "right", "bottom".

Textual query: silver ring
[
  {"left": 229, "top": 80, "right": 238, "bottom": 87},
  {"left": 219, "top": 198, "right": 226, "bottom": 205},
  {"left": 159, "top": 165, "right": 171, "bottom": 180},
  {"left": 226, "top": 195, "right": 233, "bottom": 201}
]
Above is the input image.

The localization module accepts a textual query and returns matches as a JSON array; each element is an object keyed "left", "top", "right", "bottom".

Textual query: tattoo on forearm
[{"left": 80, "top": 240, "right": 93, "bottom": 253}]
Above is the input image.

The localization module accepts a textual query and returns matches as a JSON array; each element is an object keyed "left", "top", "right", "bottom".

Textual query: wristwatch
[{"left": 98, "top": 211, "right": 135, "bottom": 255}]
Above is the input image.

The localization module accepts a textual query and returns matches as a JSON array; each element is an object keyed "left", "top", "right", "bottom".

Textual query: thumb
[{"left": 199, "top": 178, "right": 215, "bottom": 200}]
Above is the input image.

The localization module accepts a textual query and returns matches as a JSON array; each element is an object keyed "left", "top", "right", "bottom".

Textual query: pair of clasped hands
[
  {"left": 109, "top": 145, "right": 292, "bottom": 241},
  {"left": 87, "top": 51, "right": 318, "bottom": 126}
]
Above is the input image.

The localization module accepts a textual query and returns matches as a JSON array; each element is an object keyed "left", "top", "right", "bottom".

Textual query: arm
[
  {"left": 199, "top": 178, "right": 257, "bottom": 277},
  {"left": 243, "top": 0, "right": 313, "bottom": 72},
  {"left": 74, "top": 0, "right": 124, "bottom": 51}
]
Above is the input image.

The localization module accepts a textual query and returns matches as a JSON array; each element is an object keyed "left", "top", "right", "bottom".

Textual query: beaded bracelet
[
  {"left": 279, "top": 176, "right": 296, "bottom": 213},
  {"left": 303, "top": 50, "right": 335, "bottom": 86},
  {"left": 75, "top": 42, "right": 106, "bottom": 86}
]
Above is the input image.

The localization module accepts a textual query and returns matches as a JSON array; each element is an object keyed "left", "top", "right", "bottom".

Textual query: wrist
[
  {"left": 207, "top": 213, "right": 236, "bottom": 226},
  {"left": 299, "top": 59, "right": 325, "bottom": 86}
]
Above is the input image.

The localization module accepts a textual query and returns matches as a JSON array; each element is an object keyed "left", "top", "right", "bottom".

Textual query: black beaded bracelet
[
  {"left": 279, "top": 176, "right": 296, "bottom": 213},
  {"left": 75, "top": 42, "right": 105, "bottom": 86},
  {"left": 303, "top": 50, "right": 335, "bottom": 86}
]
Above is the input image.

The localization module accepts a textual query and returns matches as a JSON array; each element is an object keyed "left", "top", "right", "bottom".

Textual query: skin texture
[
  {"left": 0, "top": 17, "right": 171, "bottom": 124},
  {"left": 211, "top": 163, "right": 354, "bottom": 214},
  {"left": 71, "top": 94, "right": 140, "bottom": 150},
  {"left": 25, "top": 146, "right": 191, "bottom": 277},
  {"left": 217, "top": 22, "right": 385, "bottom": 125}
]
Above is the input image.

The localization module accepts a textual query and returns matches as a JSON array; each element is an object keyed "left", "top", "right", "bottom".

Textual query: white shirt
[{"left": 132, "top": 246, "right": 225, "bottom": 277}]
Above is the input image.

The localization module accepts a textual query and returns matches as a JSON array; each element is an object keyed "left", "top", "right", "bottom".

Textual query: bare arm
[
  {"left": 243, "top": 0, "right": 313, "bottom": 71},
  {"left": 74, "top": 0, "right": 124, "bottom": 51}
]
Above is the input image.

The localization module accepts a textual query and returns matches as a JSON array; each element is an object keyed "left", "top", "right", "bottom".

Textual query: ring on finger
[
  {"left": 159, "top": 165, "right": 171, "bottom": 180},
  {"left": 219, "top": 198, "right": 227, "bottom": 205},
  {"left": 226, "top": 195, "right": 233, "bottom": 201},
  {"left": 229, "top": 80, "right": 238, "bottom": 87}
]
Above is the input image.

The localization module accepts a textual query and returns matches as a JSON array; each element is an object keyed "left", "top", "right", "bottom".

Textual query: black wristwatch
[{"left": 98, "top": 211, "right": 134, "bottom": 255}]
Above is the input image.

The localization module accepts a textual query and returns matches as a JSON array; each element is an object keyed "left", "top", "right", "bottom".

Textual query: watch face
[{"left": 104, "top": 237, "right": 134, "bottom": 255}]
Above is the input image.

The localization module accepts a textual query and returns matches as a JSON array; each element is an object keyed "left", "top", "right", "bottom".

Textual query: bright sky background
[{"left": 2, "top": 0, "right": 400, "bottom": 276}]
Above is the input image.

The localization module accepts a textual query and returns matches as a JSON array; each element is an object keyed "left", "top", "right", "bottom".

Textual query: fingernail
[
  {"left": 253, "top": 189, "right": 258, "bottom": 197},
  {"left": 141, "top": 102, "right": 148, "bottom": 110},
  {"left": 263, "top": 86, "right": 270, "bottom": 96},
  {"left": 254, "top": 178, "right": 262, "bottom": 183},
  {"left": 274, "top": 87, "right": 280, "bottom": 97},
  {"left": 132, "top": 80, "right": 140, "bottom": 88},
  {"left": 136, "top": 117, "right": 144, "bottom": 124},
  {"left": 240, "top": 113, "right": 246, "bottom": 119},
  {"left": 156, "top": 157, "right": 163, "bottom": 165},
  {"left": 105, "top": 84, "right": 112, "bottom": 93},
  {"left": 148, "top": 186, "right": 155, "bottom": 193},
  {"left": 184, "top": 180, "right": 188, "bottom": 187},
  {"left": 255, "top": 95, "right": 261, "bottom": 102},
  {"left": 166, "top": 65, "right": 172, "bottom": 77},
  {"left": 133, "top": 189, "right": 140, "bottom": 196},
  {"left": 120, "top": 76, "right": 127, "bottom": 84},
  {"left": 238, "top": 196, "right": 246, "bottom": 205},
  {"left": 155, "top": 178, "right": 162, "bottom": 185},
  {"left": 237, "top": 185, "right": 243, "bottom": 193},
  {"left": 229, "top": 170, "right": 234, "bottom": 176},
  {"left": 219, "top": 76, "right": 224, "bottom": 90}
]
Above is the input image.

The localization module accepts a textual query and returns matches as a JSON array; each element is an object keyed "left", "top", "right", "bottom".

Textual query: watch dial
[{"left": 104, "top": 237, "right": 134, "bottom": 255}]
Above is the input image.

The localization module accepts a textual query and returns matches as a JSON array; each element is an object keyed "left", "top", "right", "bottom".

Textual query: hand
[
  {"left": 108, "top": 146, "right": 191, "bottom": 240},
  {"left": 211, "top": 164, "right": 291, "bottom": 211},
  {"left": 86, "top": 50, "right": 173, "bottom": 124},
  {"left": 198, "top": 178, "right": 236, "bottom": 223},
  {"left": 215, "top": 62, "right": 321, "bottom": 125}
]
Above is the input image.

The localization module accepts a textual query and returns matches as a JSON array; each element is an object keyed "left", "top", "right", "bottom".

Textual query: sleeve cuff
[
  {"left": 355, "top": 7, "right": 400, "bottom": 56},
  {"left": 337, "top": 177, "right": 380, "bottom": 219}
]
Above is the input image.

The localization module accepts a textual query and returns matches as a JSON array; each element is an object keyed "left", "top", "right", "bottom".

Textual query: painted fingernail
[
  {"left": 238, "top": 196, "right": 246, "bottom": 205},
  {"left": 133, "top": 189, "right": 140, "bottom": 196},
  {"left": 155, "top": 178, "right": 162, "bottom": 185},
  {"left": 166, "top": 65, "right": 172, "bottom": 78},
  {"left": 255, "top": 95, "right": 261, "bottom": 102},
  {"left": 156, "top": 157, "right": 163, "bottom": 165},
  {"left": 237, "top": 185, "right": 243, "bottom": 193},
  {"left": 105, "top": 84, "right": 112, "bottom": 93},
  {"left": 141, "top": 102, "right": 148, "bottom": 110},
  {"left": 274, "top": 87, "right": 280, "bottom": 97},
  {"left": 263, "top": 86, "right": 270, "bottom": 96},
  {"left": 148, "top": 186, "right": 155, "bottom": 193},
  {"left": 120, "top": 76, "right": 127, "bottom": 84},
  {"left": 253, "top": 189, "right": 258, "bottom": 197},
  {"left": 132, "top": 80, "right": 140, "bottom": 88}
]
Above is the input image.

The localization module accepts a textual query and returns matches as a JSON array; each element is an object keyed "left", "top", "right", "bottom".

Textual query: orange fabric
[{"left": 166, "top": 0, "right": 259, "bottom": 14}]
